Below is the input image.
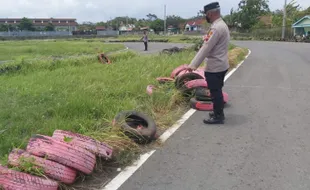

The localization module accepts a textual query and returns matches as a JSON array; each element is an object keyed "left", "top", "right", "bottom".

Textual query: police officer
[{"left": 185, "top": 2, "right": 230, "bottom": 124}]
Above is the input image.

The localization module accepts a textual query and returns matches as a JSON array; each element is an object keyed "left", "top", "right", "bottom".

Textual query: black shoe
[
  {"left": 203, "top": 115, "right": 224, "bottom": 124},
  {"left": 209, "top": 112, "right": 225, "bottom": 120},
  {"left": 209, "top": 111, "right": 214, "bottom": 118}
]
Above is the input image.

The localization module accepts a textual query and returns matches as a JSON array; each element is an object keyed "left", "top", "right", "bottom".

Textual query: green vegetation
[
  {"left": 0, "top": 49, "right": 190, "bottom": 164},
  {"left": 113, "top": 34, "right": 201, "bottom": 43},
  {"left": 0, "top": 41, "right": 247, "bottom": 167},
  {"left": 0, "top": 40, "right": 125, "bottom": 61},
  {"left": 225, "top": 0, "right": 310, "bottom": 41}
]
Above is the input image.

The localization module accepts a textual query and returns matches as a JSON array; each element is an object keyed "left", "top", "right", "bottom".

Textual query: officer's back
[{"left": 206, "top": 17, "right": 230, "bottom": 73}]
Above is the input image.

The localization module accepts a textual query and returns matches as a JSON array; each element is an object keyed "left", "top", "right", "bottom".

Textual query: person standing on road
[
  {"left": 185, "top": 2, "right": 230, "bottom": 124},
  {"left": 141, "top": 31, "right": 148, "bottom": 51}
]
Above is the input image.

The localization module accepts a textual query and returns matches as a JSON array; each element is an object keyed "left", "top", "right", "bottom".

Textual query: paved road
[
  {"left": 124, "top": 42, "right": 193, "bottom": 54},
  {"left": 118, "top": 41, "right": 310, "bottom": 190}
]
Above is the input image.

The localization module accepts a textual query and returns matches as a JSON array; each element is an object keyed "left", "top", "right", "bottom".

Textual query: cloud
[{"left": 0, "top": 0, "right": 309, "bottom": 23}]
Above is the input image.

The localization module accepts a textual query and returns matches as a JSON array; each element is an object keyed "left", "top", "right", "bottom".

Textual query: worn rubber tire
[
  {"left": 146, "top": 85, "right": 155, "bottom": 95},
  {"left": 52, "top": 130, "right": 113, "bottom": 159},
  {"left": 170, "top": 64, "right": 188, "bottom": 79},
  {"left": 195, "top": 87, "right": 212, "bottom": 101},
  {"left": 0, "top": 165, "right": 59, "bottom": 190},
  {"left": 190, "top": 97, "right": 213, "bottom": 111},
  {"left": 174, "top": 73, "right": 203, "bottom": 96},
  {"left": 98, "top": 53, "right": 111, "bottom": 64},
  {"left": 195, "top": 88, "right": 229, "bottom": 104},
  {"left": 183, "top": 79, "right": 208, "bottom": 92},
  {"left": 113, "top": 110, "right": 157, "bottom": 144},
  {"left": 26, "top": 135, "right": 96, "bottom": 174},
  {"left": 8, "top": 149, "right": 77, "bottom": 184}
]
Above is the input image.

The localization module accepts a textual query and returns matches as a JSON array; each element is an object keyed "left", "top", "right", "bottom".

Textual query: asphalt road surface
[
  {"left": 118, "top": 41, "right": 310, "bottom": 190},
  {"left": 124, "top": 42, "right": 193, "bottom": 54}
]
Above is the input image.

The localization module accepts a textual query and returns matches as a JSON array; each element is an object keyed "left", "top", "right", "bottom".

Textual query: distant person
[
  {"left": 185, "top": 2, "right": 230, "bottom": 124},
  {"left": 141, "top": 31, "right": 148, "bottom": 51}
]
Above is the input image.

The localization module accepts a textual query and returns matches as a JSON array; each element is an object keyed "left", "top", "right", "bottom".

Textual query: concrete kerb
[{"left": 102, "top": 48, "right": 252, "bottom": 190}]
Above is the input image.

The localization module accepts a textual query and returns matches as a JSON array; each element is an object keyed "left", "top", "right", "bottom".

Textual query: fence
[
  {"left": 0, "top": 31, "right": 72, "bottom": 37},
  {"left": 0, "top": 30, "right": 119, "bottom": 40},
  {"left": 97, "top": 30, "right": 119, "bottom": 36}
]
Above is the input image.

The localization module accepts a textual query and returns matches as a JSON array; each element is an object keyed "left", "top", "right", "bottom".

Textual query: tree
[
  {"left": 77, "top": 22, "right": 96, "bottom": 31},
  {"left": 18, "top": 17, "right": 35, "bottom": 31},
  {"left": 146, "top": 13, "right": 158, "bottom": 21},
  {"left": 223, "top": 8, "right": 240, "bottom": 28},
  {"left": 150, "top": 19, "right": 164, "bottom": 33},
  {"left": 235, "top": 0, "right": 270, "bottom": 31},
  {"left": 45, "top": 23, "right": 55, "bottom": 31},
  {"left": 0, "top": 24, "right": 15, "bottom": 32},
  {"left": 166, "top": 15, "right": 186, "bottom": 30},
  {"left": 271, "top": 0, "right": 306, "bottom": 27}
]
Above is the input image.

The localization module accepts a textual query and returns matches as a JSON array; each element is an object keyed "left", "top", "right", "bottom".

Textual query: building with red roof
[{"left": 184, "top": 18, "right": 205, "bottom": 31}]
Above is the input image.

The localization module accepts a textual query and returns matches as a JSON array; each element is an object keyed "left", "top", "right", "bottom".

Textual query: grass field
[
  {"left": 0, "top": 49, "right": 191, "bottom": 164},
  {"left": 0, "top": 40, "right": 248, "bottom": 186},
  {"left": 0, "top": 40, "right": 125, "bottom": 61},
  {"left": 101, "top": 34, "right": 201, "bottom": 43}
]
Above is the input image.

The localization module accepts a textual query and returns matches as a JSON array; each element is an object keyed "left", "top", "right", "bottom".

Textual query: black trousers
[
  {"left": 205, "top": 70, "right": 228, "bottom": 116},
  {"left": 144, "top": 42, "right": 148, "bottom": 50}
]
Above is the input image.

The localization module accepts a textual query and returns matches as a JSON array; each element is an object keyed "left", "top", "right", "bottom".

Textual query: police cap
[{"left": 204, "top": 2, "right": 220, "bottom": 13}]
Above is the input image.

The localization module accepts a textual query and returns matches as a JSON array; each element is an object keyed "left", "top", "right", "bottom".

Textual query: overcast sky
[{"left": 0, "top": 0, "right": 309, "bottom": 23}]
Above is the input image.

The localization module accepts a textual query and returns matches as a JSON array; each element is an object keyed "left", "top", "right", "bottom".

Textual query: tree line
[
  {"left": 1, "top": 0, "right": 309, "bottom": 33},
  {"left": 80, "top": 0, "right": 309, "bottom": 33},
  {"left": 223, "top": 0, "right": 310, "bottom": 32}
]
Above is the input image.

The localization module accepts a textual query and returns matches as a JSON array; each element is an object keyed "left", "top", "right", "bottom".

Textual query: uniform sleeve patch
[{"left": 203, "top": 30, "right": 214, "bottom": 42}]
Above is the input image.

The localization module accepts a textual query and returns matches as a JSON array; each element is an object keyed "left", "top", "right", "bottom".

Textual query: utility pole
[
  {"left": 164, "top": 4, "right": 167, "bottom": 35},
  {"left": 281, "top": 0, "right": 287, "bottom": 40}
]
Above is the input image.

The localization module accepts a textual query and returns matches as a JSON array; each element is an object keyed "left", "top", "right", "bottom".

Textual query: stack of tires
[
  {"left": 189, "top": 87, "right": 228, "bottom": 111},
  {"left": 0, "top": 130, "right": 113, "bottom": 190},
  {"left": 148, "top": 64, "right": 229, "bottom": 111}
]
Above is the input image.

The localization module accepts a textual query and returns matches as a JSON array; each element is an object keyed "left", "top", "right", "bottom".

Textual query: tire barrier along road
[
  {"left": 0, "top": 165, "right": 59, "bottom": 190},
  {"left": 146, "top": 63, "right": 229, "bottom": 111},
  {"left": 26, "top": 135, "right": 97, "bottom": 175},
  {"left": 8, "top": 149, "right": 77, "bottom": 184},
  {"left": 52, "top": 130, "right": 113, "bottom": 159}
]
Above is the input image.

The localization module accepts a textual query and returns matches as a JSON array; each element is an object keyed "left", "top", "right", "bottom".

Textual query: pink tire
[
  {"left": 26, "top": 135, "right": 96, "bottom": 174},
  {"left": 170, "top": 64, "right": 188, "bottom": 78},
  {"left": 52, "top": 130, "right": 113, "bottom": 159},
  {"left": 146, "top": 85, "right": 155, "bottom": 95},
  {"left": 184, "top": 79, "right": 208, "bottom": 90},
  {"left": 193, "top": 68, "right": 205, "bottom": 78},
  {"left": 8, "top": 148, "right": 77, "bottom": 184},
  {"left": 190, "top": 92, "right": 229, "bottom": 111},
  {"left": 190, "top": 98, "right": 213, "bottom": 111},
  {"left": 0, "top": 165, "right": 58, "bottom": 190}
]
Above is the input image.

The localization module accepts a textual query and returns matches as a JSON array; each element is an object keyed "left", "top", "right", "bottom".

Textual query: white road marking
[{"left": 102, "top": 48, "right": 252, "bottom": 190}]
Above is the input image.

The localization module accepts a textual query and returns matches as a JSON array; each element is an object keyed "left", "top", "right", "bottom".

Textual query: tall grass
[
  {"left": 104, "top": 34, "right": 202, "bottom": 43},
  {"left": 0, "top": 40, "right": 125, "bottom": 61},
  {"left": 231, "top": 27, "right": 295, "bottom": 41},
  {"left": 0, "top": 50, "right": 194, "bottom": 164},
  {"left": 0, "top": 42, "right": 248, "bottom": 168}
]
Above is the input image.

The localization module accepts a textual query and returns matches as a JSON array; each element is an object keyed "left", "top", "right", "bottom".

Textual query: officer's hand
[{"left": 184, "top": 66, "right": 194, "bottom": 72}]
